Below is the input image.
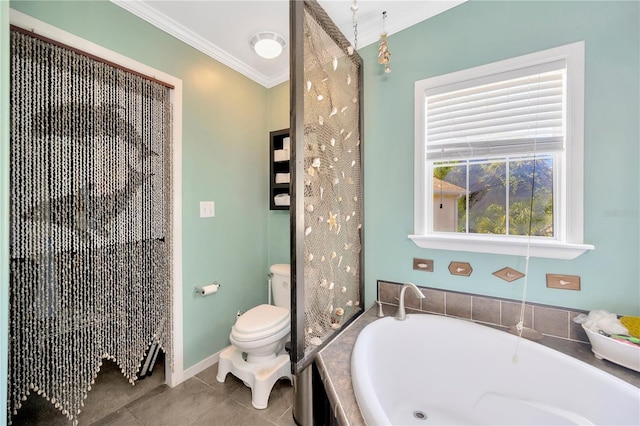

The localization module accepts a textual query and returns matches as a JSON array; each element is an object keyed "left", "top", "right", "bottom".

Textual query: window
[{"left": 411, "top": 42, "right": 594, "bottom": 259}]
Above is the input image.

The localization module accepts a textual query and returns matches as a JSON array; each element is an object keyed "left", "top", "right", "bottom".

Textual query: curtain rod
[{"left": 10, "top": 24, "right": 175, "bottom": 90}]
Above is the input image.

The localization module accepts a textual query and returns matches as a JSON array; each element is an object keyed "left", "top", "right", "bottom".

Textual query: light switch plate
[{"left": 200, "top": 201, "right": 215, "bottom": 218}]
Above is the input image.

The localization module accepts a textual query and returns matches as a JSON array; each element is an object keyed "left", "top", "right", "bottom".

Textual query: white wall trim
[
  {"left": 353, "top": 0, "right": 467, "bottom": 48},
  {"left": 9, "top": 9, "right": 185, "bottom": 388},
  {"left": 110, "top": 0, "right": 287, "bottom": 89},
  {"left": 409, "top": 234, "right": 593, "bottom": 260},
  {"left": 182, "top": 348, "right": 225, "bottom": 381}
]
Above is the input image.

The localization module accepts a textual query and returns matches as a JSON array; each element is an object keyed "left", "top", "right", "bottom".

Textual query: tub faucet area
[{"left": 395, "top": 282, "right": 425, "bottom": 320}]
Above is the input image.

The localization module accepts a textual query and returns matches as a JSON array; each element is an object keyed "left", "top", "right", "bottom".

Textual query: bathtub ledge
[{"left": 315, "top": 304, "right": 640, "bottom": 426}]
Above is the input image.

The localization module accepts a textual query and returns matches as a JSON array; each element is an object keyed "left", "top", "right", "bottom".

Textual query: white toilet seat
[{"left": 231, "top": 304, "right": 289, "bottom": 342}]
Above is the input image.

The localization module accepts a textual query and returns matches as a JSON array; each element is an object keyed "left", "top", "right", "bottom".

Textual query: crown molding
[
  {"left": 353, "top": 0, "right": 466, "bottom": 48},
  {"left": 110, "top": 0, "right": 465, "bottom": 88},
  {"left": 110, "top": 0, "right": 286, "bottom": 88}
]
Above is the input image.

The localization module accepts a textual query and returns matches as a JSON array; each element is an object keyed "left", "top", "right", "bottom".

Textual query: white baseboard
[{"left": 180, "top": 347, "right": 228, "bottom": 381}]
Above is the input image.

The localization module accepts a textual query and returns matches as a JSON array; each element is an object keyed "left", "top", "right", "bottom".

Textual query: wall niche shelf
[{"left": 270, "top": 128, "right": 290, "bottom": 210}]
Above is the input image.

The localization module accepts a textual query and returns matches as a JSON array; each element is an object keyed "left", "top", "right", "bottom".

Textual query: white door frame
[{"left": 9, "top": 9, "right": 185, "bottom": 387}]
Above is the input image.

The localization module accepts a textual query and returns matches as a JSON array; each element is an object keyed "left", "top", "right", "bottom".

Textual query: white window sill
[{"left": 408, "top": 234, "right": 594, "bottom": 260}]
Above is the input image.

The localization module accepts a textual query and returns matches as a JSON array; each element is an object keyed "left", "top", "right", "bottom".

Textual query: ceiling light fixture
[{"left": 250, "top": 31, "right": 286, "bottom": 59}]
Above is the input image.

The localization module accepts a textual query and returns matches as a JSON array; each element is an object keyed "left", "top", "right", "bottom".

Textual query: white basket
[{"left": 582, "top": 324, "right": 640, "bottom": 372}]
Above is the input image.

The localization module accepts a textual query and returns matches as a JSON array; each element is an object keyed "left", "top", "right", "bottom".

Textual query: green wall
[
  {"left": 361, "top": 0, "right": 640, "bottom": 315},
  {"left": 8, "top": 0, "right": 272, "bottom": 369}
]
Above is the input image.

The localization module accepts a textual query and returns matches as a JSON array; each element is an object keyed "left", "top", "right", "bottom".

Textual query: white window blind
[{"left": 426, "top": 60, "right": 566, "bottom": 161}]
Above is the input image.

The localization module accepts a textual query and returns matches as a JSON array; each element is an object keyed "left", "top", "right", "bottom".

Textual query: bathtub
[{"left": 351, "top": 314, "right": 640, "bottom": 425}]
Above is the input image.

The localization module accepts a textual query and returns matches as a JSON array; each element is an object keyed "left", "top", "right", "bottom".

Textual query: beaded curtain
[{"left": 8, "top": 30, "right": 173, "bottom": 424}]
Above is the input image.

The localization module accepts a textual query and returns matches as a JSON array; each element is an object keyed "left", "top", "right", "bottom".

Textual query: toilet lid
[{"left": 232, "top": 304, "right": 290, "bottom": 341}]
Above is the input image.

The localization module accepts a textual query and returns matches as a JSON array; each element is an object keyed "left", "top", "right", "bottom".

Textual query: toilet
[{"left": 216, "top": 264, "right": 292, "bottom": 409}]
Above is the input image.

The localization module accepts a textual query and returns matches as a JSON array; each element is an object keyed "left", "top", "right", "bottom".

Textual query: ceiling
[{"left": 111, "top": 0, "right": 465, "bottom": 88}]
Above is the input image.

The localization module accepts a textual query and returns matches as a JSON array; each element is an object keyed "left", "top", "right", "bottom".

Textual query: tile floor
[{"left": 11, "top": 357, "right": 295, "bottom": 426}]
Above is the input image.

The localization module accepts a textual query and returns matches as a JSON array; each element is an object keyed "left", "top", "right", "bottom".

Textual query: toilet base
[{"left": 216, "top": 345, "right": 292, "bottom": 409}]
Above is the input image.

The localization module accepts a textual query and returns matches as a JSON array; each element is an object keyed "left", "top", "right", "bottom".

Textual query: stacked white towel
[
  {"left": 275, "top": 173, "right": 290, "bottom": 184},
  {"left": 274, "top": 193, "right": 290, "bottom": 206},
  {"left": 274, "top": 149, "right": 289, "bottom": 162}
]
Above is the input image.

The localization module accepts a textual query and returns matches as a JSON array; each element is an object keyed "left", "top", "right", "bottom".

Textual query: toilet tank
[{"left": 270, "top": 264, "right": 290, "bottom": 309}]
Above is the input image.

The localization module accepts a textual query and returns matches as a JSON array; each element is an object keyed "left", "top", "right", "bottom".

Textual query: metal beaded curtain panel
[
  {"left": 8, "top": 28, "right": 173, "bottom": 424},
  {"left": 290, "top": 0, "right": 364, "bottom": 373}
]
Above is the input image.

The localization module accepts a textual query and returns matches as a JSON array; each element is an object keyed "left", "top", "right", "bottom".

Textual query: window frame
[{"left": 410, "top": 41, "right": 594, "bottom": 259}]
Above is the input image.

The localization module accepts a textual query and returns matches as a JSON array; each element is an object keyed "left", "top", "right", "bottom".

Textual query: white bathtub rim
[{"left": 351, "top": 313, "right": 640, "bottom": 426}]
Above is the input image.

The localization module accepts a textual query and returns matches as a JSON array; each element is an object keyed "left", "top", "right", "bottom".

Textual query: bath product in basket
[{"left": 620, "top": 316, "right": 640, "bottom": 338}]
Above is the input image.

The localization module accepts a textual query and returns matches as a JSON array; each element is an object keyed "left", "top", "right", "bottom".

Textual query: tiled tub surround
[
  {"left": 315, "top": 282, "right": 640, "bottom": 426},
  {"left": 377, "top": 280, "right": 591, "bottom": 343}
]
